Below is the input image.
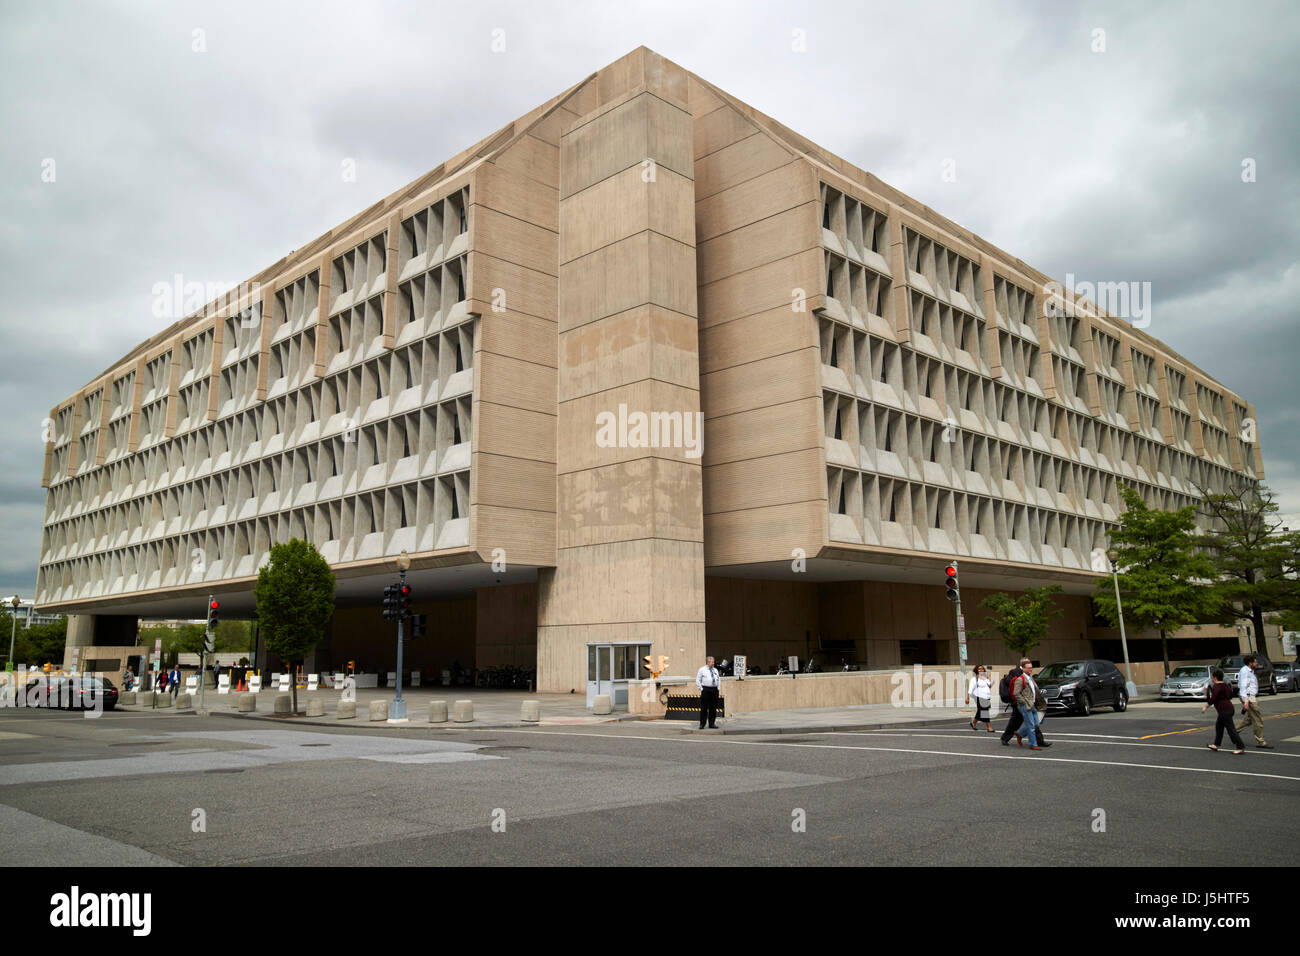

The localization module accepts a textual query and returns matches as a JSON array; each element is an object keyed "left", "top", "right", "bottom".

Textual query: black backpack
[{"left": 998, "top": 669, "right": 1016, "bottom": 704}]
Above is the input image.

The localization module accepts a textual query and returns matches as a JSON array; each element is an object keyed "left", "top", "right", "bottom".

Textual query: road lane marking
[
  {"left": 1140, "top": 710, "right": 1300, "bottom": 738},
  {"left": 489, "top": 729, "right": 1300, "bottom": 782},
  {"left": 824, "top": 731, "right": 1300, "bottom": 757}
]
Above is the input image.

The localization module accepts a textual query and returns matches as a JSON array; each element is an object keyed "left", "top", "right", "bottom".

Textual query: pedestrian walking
[
  {"left": 169, "top": 664, "right": 181, "bottom": 698},
  {"left": 1234, "top": 654, "right": 1271, "bottom": 748},
  {"left": 695, "top": 655, "right": 721, "bottom": 730},
  {"left": 1202, "top": 668, "right": 1244, "bottom": 754},
  {"left": 1000, "top": 662, "right": 1051, "bottom": 747},
  {"left": 966, "top": 664, "right": 995, "bottom": 732},
  {"left": 1010, "top": 658, "right": 1045, "bottom": 751}
]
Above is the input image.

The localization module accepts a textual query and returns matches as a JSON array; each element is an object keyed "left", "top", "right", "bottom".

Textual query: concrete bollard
[
  {"left": 119, "top": 691, "right": 137, "bottom": 706},
  {"left": 369, "top": 700, "right": 388, "bottom": 721},
  {"left": 593, "top": 694, "right": 612, "bottom": 715},
  {"left": 154, "top": 693, "right": 172, "bottom": 709},
  {"left": 452, "top": 699, "right": 473, "bottom": 723},
  {"left": 428, "top": 700, "right": 448, "bottom": 723},
  {"left": 274, "top": 694, "right": 293, "bottom": 715},
  {"left": 175, "top": 693, "right": 192, "bottom": 709},
  {"left": 521, "top": 700, "right": 541, "bottom": 722},
  {"left": 237, "top": 693, "right": 256, "bottom": 713},
  {"left": 306, "top": 699, "right": 324, "bottom": 717},
  {"left": 337, "top": 700, "right": 356, "bottom": 719}
]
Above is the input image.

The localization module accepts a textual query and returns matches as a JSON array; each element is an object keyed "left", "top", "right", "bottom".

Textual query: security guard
[{"left": 695, "top": 656, "right": 721, "bottom": 729}]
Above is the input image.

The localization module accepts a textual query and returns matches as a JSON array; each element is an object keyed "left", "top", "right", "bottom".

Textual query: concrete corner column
[{"left": 538, "top": 87, "right": 706, "bottom": 694}]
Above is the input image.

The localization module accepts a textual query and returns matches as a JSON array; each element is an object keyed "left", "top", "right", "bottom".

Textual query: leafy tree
[
  {"left": 970, "top": 585, "right": 1064, "bottom": 658},
  {"left": 1, "top": 613, "right": 68, "bottom": 670},
  {"left": 254, "top": 538, "right": 335, "bottom": 713},
  {"left": 215, "top": 619, "right": 252, "bottom": 654},
  {"left": 1095, "top": 485, "right": 1219, "bottom": 676},
  {"left": 1197, "top": 480, "right": 1300, "bottom": 646}
]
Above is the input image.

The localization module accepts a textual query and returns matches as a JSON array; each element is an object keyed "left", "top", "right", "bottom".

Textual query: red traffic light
[
  {"left": 210, "top": 600, "right": 219, "bottom": 610},
  {"left": 944, "top": 566, "right": 957, "bottom": 578},
  {"left": 400, "top": 585, "right": 411, "bottom": 597}
]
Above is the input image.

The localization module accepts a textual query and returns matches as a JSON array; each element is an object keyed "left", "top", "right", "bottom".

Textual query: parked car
[
  {"left": 1216, "top": 654, "right": 1276, "bottom": 695},
  {"left": 20, "top": 676, "right": 118, "bottom": 710},
  {"left": 65, "top": 677, "right": 118, "bottom": 711},
  {"left": 1272, "top": 661, "right": 1298, "bottom": 693},
  {"left": 1036, "top": 659, "right": 1128, "bottom": 715},
  {"left": 1160, "top": 664, "right": 1214, "bottom": 702}
]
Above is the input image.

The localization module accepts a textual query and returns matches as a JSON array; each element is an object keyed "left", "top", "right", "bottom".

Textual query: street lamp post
[
  {"left": 1107, "top": 550, "right": 1138, "bottom": 700},
  {"left": 389, "top": 551, "right": 411, "bottom": 723},
  {"left": 8, "top": 596, "right": 19, "bottom": 672}
]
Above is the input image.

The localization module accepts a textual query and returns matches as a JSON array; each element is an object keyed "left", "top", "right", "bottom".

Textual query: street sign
[
  {"left": 734, "top": 655, "right": 747, "bottom": 679},
  {"left": 1283, "top": 632, "right": 1297, "bottom": 656},
  {"left": 788, "top": 656, "right": 800, "bottom": 673}
]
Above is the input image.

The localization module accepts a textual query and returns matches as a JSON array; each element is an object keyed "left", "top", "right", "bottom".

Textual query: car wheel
[
  {"left": 1112, "top": 688, "right": 1128, "bottom": 712},
  {"left": 1077, "top": 691, "right": 1091, "bottom": 716}
]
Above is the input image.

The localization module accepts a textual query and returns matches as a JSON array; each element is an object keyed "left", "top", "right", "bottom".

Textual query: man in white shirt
[
  {"left": 695, "top": 656, "right": 721, "bottom": 730},
  {"left": 1235, "top": 654, "right": 1270, "bottom": 748}
]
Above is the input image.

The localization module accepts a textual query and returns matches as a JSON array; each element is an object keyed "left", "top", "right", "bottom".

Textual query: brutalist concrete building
[{"left": 37, "top": 48, "right": 1263, "bottom": 699}]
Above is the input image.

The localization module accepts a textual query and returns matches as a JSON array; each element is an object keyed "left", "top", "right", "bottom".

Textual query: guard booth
[{"left": 586, "top": 642, "right": 653, "bottom": 709}]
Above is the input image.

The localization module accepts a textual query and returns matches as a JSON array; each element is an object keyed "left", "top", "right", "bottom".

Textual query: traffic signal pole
[
  {"left": 946, "top": 562, "right": 966, "bottom": 706},
  {"left": 389, "top": 568, "right": 408, "bottom": 723}
]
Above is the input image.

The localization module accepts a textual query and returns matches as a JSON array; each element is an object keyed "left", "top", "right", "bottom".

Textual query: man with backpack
[{"left": 999, "top": 659, "right": 1051, "bottom": 748}]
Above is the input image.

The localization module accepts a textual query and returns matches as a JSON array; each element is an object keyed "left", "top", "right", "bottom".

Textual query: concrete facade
[{"left": 37, "top": 48, "right": 1263, "bottom": 692}]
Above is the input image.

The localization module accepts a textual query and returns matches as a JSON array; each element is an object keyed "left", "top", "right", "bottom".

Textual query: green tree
[
  {"left": 1, "top": 614, "right": 68, "bottom": 670},
  {"left": 970, "top": 585, "right": 1064, "bottom": 658},
  {"left": 254, "top": 538, "right": 335, "bottom": 713},
  {"left": 1095, "top": 485, "right": 1219, "bottom": 676},
  {"left": 1196, "top": 480, "right": 1300, "bottom": 647}
]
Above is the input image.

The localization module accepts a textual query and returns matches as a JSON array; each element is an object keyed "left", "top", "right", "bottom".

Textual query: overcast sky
[{"left": 1, "top": 0, "right": 1297, "bottom": 599}]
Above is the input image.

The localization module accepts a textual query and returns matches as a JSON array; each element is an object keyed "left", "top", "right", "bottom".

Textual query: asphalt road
[{"left": 2, "top": 698, "right": 1297, "bottom": 866}]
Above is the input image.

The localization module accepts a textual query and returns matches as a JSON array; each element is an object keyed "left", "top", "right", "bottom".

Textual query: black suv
[
  {"left": 1036, "top": 660, "right": 1128, "bottom": 716},
  {"left": 1216, "top": 654, "right": 1276, "bottom": 696}
]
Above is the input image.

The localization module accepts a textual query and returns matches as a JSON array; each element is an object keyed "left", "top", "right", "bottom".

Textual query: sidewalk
[{"left": 117, "top": 683, "right": 1165, "bottom": 734}]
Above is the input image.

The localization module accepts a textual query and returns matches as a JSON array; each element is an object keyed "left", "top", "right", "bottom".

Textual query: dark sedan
[
  {"left": 23, "top": 676, "right": 118, "bottom": 710},
  {"left": 1273, "top": 662, "right": 1299, "bottom": 693}
]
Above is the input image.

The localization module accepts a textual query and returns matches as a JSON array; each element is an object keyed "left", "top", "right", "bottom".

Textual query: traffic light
[
  {"left": 400, "top": 584, "right": 412, "bottom": 620},
  {"left": 382, "top": 584, "right": 398, "bottom": 621},
  {"left": 944, "top": 564, "right": 960, "bottom": 603},
  {"left": 207, "top": 599, "right": 219, "bottom": 631},
  {"left": 410, "top": 613, "right": 426, "bottom": 638}
]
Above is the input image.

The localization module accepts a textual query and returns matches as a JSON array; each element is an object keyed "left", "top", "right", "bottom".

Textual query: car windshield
[
  {"left": 1169, "top": 667, "right": 1208, "bottom": 678},
  {"left": 1038, "top": 662, "right": 1086, "bottom": 679}
]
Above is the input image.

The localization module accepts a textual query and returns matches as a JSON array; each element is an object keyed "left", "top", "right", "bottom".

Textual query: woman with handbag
[{"left": 966, "top": 664, "right": 995, "bottom": 732}]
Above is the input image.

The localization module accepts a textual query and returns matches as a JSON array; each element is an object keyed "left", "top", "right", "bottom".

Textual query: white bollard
[
  {"left": 337, "top": 700, "right": 356, "bottom": 719},
  {"left": 521, "top": 700, "right": 541, "bottom": 722},
  {"left": 237, "top": 693, "right": 257, "bottom": 713},
  {"left": 306, "top": 699, "right": 324, "bottom": 717},
  {"left": 273, "top": 694, "right": 293, "bottom": 715},
  {"left": 452, "top": 700, "right": 473, "bottom": 723},
  {"left": 593, "top": 694, "right": 612, "bottom": 715},
  {"left": 428, "top": 700, "right": 449, "bottom": 723},
  {"left": 369, "top": 700, "right": 389, "bottom": 721}
]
